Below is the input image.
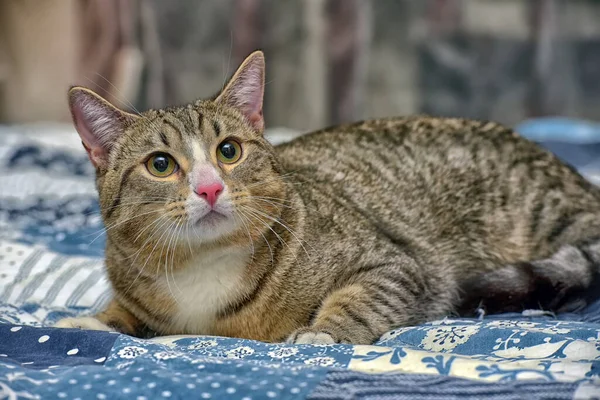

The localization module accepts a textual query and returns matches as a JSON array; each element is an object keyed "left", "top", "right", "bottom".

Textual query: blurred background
[
  {"left": 3, "top": 0, "right": 600, "bottom": 257},
  {"left": 1, "top": 0, "right": 600, "bottom": 133}
]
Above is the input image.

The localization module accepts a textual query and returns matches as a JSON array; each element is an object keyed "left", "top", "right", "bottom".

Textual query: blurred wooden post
[
  {"left": 426, "top": 0, "right": 463, "bottom": 35},
  {"left": 303, "top": 0, "right": 328, "bottom": 130},
  {"left": 78, "top": 0, "right": 143, "bottom": 112},
  {"left": 110, "top": 0, "right": 144, "bottom": 111},
  {"left": 327, "top": 0, "right": 372, "bottom": 125},
  {"left": 232, "top": 0, "right": 263, "bottom": 67},
  {"left": 139, "top": 0, "right": 164, "bottom": 109},
  {"left": 0, "top": 0, "right": 78, "bottom": 123},
  {"left": 528, "top": 0, "right": 566, "bottom": 118}
]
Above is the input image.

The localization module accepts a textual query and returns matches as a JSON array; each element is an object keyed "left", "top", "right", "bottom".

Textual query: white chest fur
[{"left": 158, "top": 247, "right": 251, "bottom": 334}]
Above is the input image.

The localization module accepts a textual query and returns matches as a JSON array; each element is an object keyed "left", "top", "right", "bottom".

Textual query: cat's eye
[
  {"left": 217, "top": 140, "right": 242, "bottom": 164},
  {"left": 146, "top": 153, "right": 178, "bottom": 177}
]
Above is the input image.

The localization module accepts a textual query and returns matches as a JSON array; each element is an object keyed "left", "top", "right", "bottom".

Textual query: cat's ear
[
  {"left": 68, "top": 86, "right": 139, "bottom": 169},
  {"left": 216, "top": 51, "right": 265, "bottom": 133}
]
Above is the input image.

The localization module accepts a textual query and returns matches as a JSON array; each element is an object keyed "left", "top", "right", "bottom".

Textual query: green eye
[
  {"left": 217, "top": 140, "right": 242, "bottom": 164},
  {"left": 146, "top": 153, "right": 177, "bottom": 177}
]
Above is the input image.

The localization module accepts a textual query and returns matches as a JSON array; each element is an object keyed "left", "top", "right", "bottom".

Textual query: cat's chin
[
  {"left": 195, "top": 210, "right": 228, "bottom": 226},
  {"left": 181, "top": 211, "right": 238, "bottom": 242}
]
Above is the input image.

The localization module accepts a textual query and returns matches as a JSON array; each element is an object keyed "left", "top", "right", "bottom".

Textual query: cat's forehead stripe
[
  {"left": 189, "top": 107, "right": 203, "bottom": 135},
  {"left": 162, "top": 116, "right": 184, "bottom": 142},
  {"left": 213, "top": 120, "right": 221, "bottom": 137},
  {"left": 191, "top": 140, "right": 207, "bottom": 163},
  {"left": 159, "top": 131, "right": 170, "bottom": 147}
]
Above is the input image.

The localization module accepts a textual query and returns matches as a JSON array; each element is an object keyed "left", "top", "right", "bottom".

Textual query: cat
[{"left": 55, "top": 51, "right": 600, "bottom": 345}]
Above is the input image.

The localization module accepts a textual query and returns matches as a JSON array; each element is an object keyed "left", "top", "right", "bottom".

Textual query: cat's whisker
[
  {"left": 242, "top": 173, "right": 299, "bottom": 190},
  {"left": 83, "top": 75, "right": 141, "bottom": 124},
  {"left": 192, "top": 222, "right": 201, "bottom": 243},
  {"left": 83, "top": 199, "right": 172, "bottom": 217},
  {"left": 243, "top": 181, "right": 305, "bottom": 191},
  {"left": 131, "top": 212, "right": 182, "bottom": 245},
  {"left": 233, "top": 209, "right": 257, "bottom": 260},
  {"left": 102, "top": 196, "right": 172, "bottom": 205},
  {"left": 245, "top": 194, "right": 293, "bottom": 201},
  {"left": 242, "top": 199, "right": 291, "bottom": 219},
  {"left": 82, "top": 200, "right": 169, "bottom": 217},
  {"left": 242, "top": 205, "right": 314, "bottom": 261},
  {"left": 102, "top": 197, "right": 172, "bottom": 206},
  {"left": 157, "top": 219, "right": 179, "bottom": 305},
  {"left": 243, "top": 173, "right": 295, "bottom": 188},
  {"left": 240, "top": 208, "right": 297, "bottom": 265},
  {"left": 245, "top": 197, "right": 296, "bottom": 211},
  {"left": 213, "top": 31, "right": 234, "bottom": 123},
  {"left": 164, "top": 218, "right": 178, "bottom": 296},
  {"left": 86, "top": 74, "right": 169, "bottom": 143},
  {"left": 153, "top": 217, "right": 177, "bottom": 276},
  {"left": 221, "top": 29, "right": 233, "bottom": 94},
  {"left": 131, "top": 217, "right": 163, "bottom": 245},
  {"left": 126, "top": 214, "right": 172, "bottom": 262},
  {"left": 160, "top": 219, "right": 174, "bottom": 282},
  {"left": 238, "top": 205, "right": 294, "bottom": 262},
  {"left": 232, "top": 193, "right": 320, "bottom": 214},
  {"left": 234, "top": 194, "right": 295, "bottom": 205},
  {"left": 89, "top": 74, "right": 156, "bottom": 126},
  {"left": 168, "top": 218, "right": 185, "bottom": 292},
  {"left": 85, "top": 208, "right": 165, "bottom": 239},
  {"left": 123, "top": 214, "right": 173, "bottom": 295},
  {"left": 244, "top": 205, "right": 309, "bottom": 245},
  {"left": 124, "top": 214, "right": 188, "bottom": 265},
  {"left": 247, "top": 196, "right": 320, "bottom": 214},
  {"left": 184, "top": 218, "right": 195, "bottom": 257},
  {"left": 132, "top": 216, "right": 176, "bottom": 296},
  {"left": 85, "top": 208, "right": 165, "bottom": 243},
  {"left": 170, "top": 219, "right": 185, "bottom": 294},
  {"left": 130, "top": 215, "right": 173, "bottom": 267},
  {"left": 124, "top": 216, "right": 169, "bottom": 282},
  {"left": 237, "top": 208, "right": 273, "bottom": 266}
]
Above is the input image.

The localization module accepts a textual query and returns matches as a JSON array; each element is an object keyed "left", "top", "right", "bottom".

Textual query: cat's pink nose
[{"left": 195, "top": 182, "right": 223, "bottom": 207}]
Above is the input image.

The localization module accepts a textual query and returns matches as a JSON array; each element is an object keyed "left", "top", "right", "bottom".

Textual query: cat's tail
[{"left": 458, "top": 238, "right": 600, "bottom": 317}]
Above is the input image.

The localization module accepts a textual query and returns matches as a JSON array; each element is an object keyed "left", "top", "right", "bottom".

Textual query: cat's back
[
  {"left": 276, "top": 116, "right": 600, "bottom": 263},
  {"left": 278, "top": 116, "right": 541, "bottom": 167},
  {"left": 276, "top": 115, "right": 544, "bottom": 191}
]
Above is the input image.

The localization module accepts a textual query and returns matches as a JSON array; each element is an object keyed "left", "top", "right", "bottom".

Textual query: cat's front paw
[
  {"left": 287, "top": 328, "right": 336, "bottom": 345},
  {"left": 54, "top": 317, "right": 114, "bottom": 332}
]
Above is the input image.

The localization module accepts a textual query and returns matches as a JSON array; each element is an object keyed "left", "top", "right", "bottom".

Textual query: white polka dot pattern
[
  {"left": 96, "top": 335, "right": 339, "bottom": 399},
  {"left": 0, "top": 322, "right": 333, "bottom": 399}
]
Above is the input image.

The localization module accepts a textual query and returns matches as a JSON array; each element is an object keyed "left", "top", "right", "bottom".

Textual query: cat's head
[{"left": 69, "top": 51, "right": 286, "bottom": 249}]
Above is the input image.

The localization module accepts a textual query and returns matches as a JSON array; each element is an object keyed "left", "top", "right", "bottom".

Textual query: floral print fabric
[{"left": 1, "top": 316, "right": 599, "bottom": 399}]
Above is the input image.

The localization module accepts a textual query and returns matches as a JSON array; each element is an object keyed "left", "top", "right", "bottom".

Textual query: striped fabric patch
[{"left": 0, "top": 241, "right": 111, "bottom": 324}]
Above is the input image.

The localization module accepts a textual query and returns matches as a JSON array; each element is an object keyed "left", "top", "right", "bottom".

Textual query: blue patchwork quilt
[{"left": 1, "top": 120, "right": 600, "bottom": 399}]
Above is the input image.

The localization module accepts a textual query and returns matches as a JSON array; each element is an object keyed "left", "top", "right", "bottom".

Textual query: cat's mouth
[
  {"left": 193, "top": 210, "right": 228, "bottom": 227},
  {"left": 183, "top": 202, "right": 238, "bottom": 241}
]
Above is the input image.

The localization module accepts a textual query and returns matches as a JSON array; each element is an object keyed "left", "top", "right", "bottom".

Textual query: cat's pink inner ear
[
  {"left": 217, "top": 51, "right": 265, "bottom": 132},
  {"left": 68, "top": 87, "right": 137, "bottom": 168}
]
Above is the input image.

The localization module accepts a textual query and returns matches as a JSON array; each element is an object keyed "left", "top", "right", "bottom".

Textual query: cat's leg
[
  {"left": 287, "top": 259, "right": 452, "bottom": 345},
  {"left": 54, "top": 299, "right": 141, "bottom": 335},
  {"left": 287, "top": 284, "right": 377, "bottom": 345},
  {"left": 54, "top": 317, "right": 114, "bottom": 331}
]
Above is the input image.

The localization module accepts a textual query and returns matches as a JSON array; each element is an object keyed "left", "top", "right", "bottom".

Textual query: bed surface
[{"left": 1, "top": 121, "right": 599, "bottom": 399}]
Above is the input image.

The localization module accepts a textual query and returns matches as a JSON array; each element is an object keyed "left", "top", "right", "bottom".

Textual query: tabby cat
[{"left": 55, "top": 51, "right": 600, "bottom": 345}]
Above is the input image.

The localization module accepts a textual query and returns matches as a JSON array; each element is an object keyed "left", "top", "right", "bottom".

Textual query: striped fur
[{"left": 56, "top": 52, "right": 600, "bottom": 344}]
